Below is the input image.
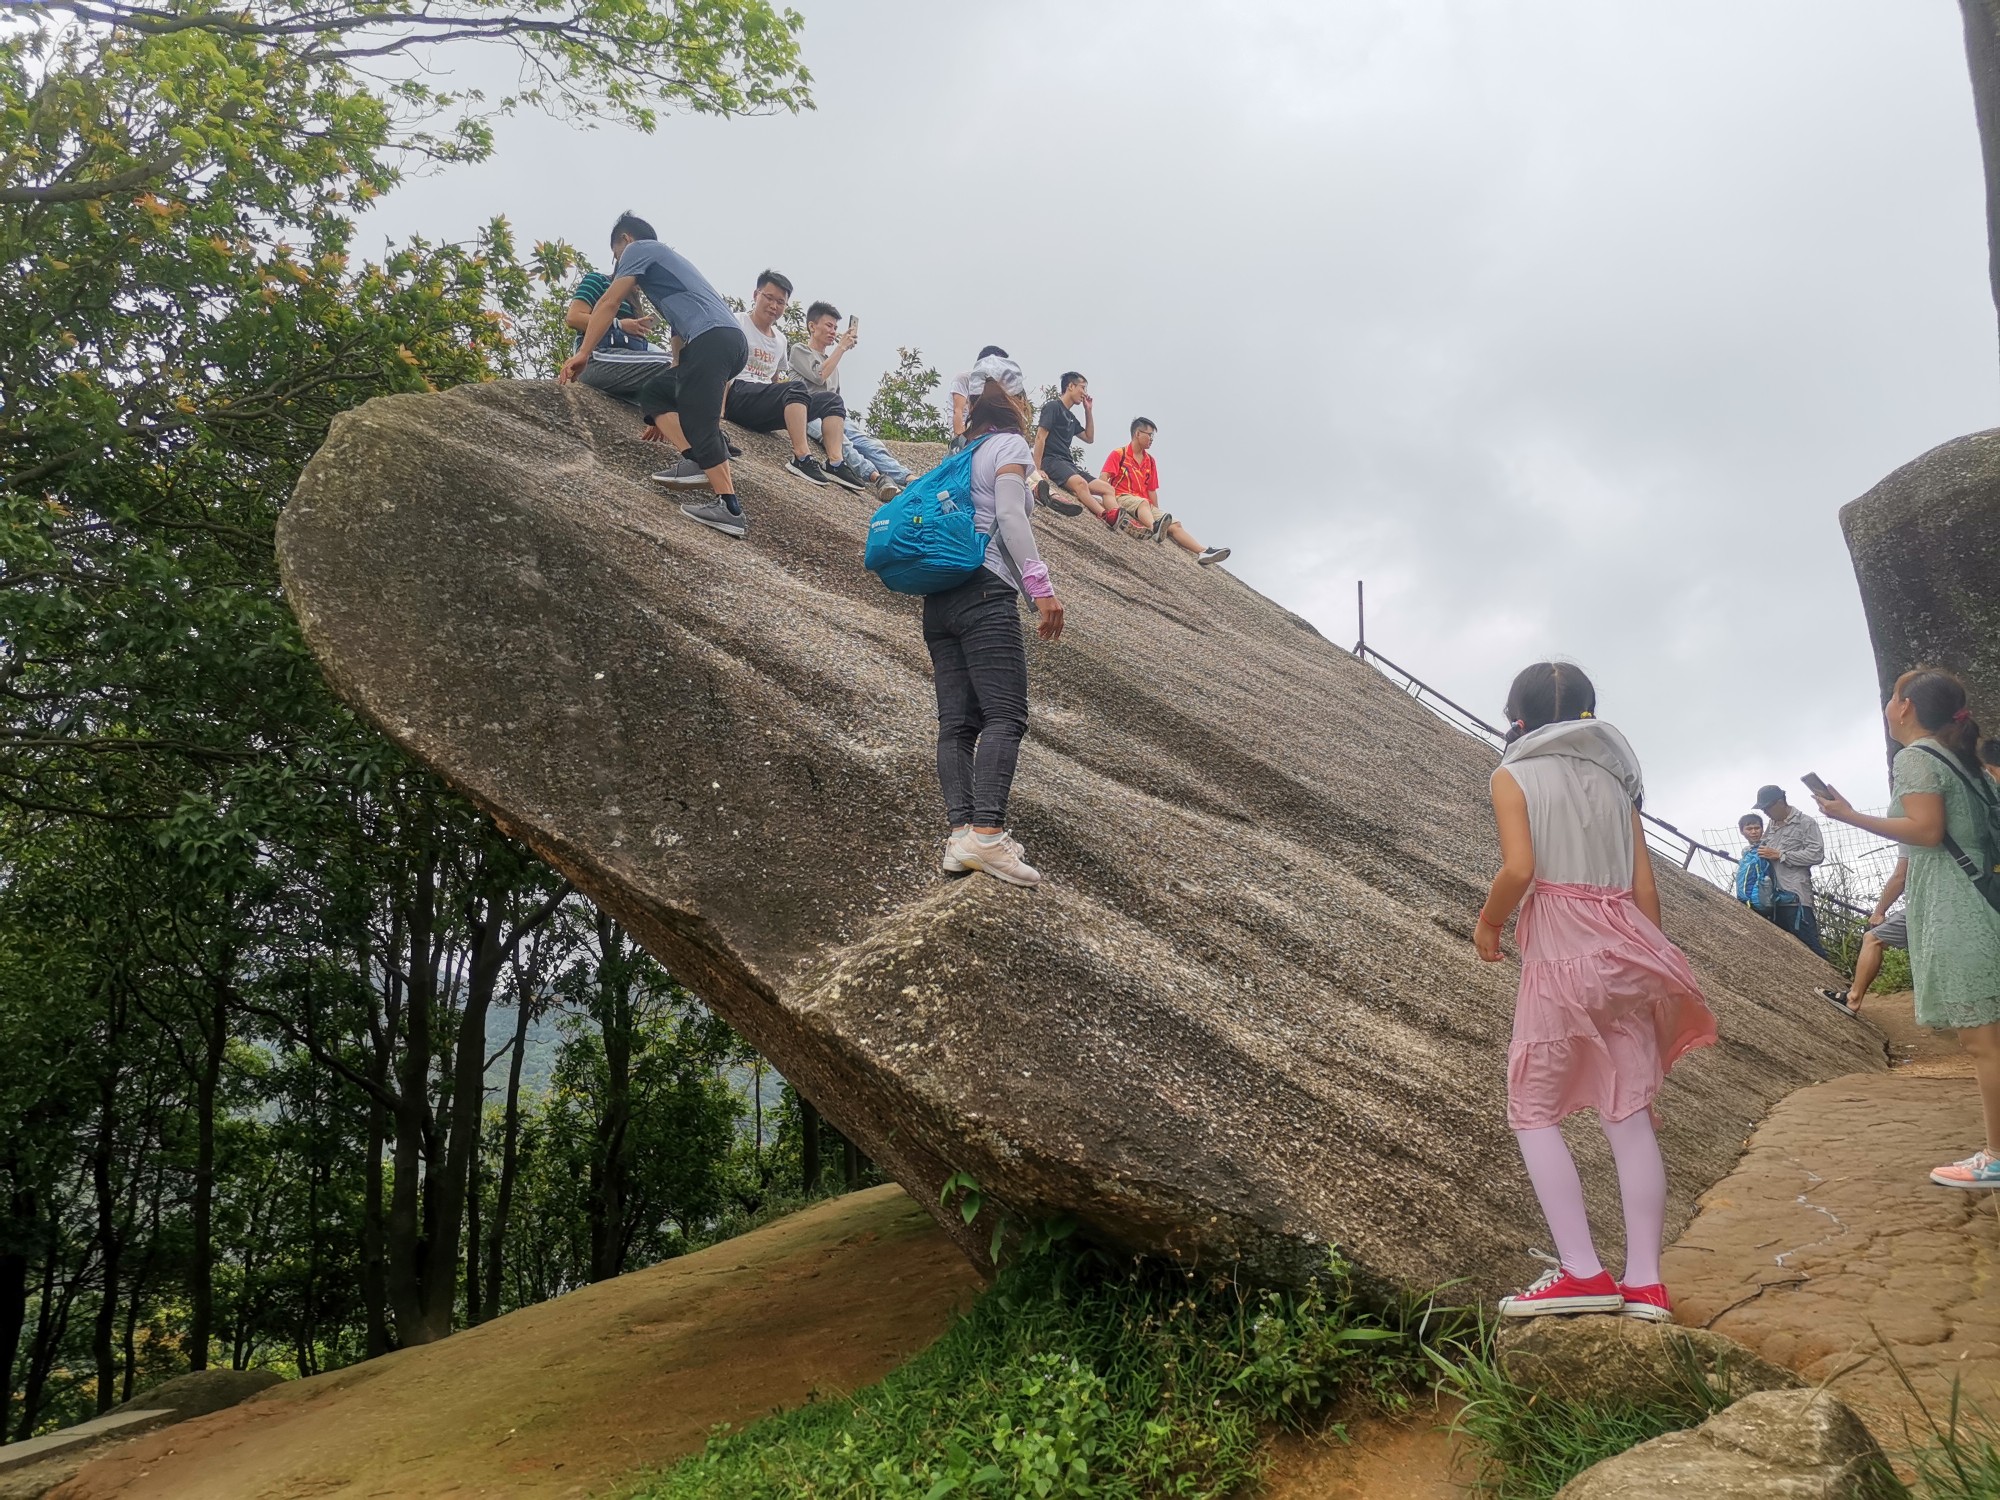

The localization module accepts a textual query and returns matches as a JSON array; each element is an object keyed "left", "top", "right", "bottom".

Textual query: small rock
[
  {"left": 1555, "top": 1388, "right": 1895, "bottom": 1498},
  {"left": 106, "top": 1366, "right": 283, "bottom": 1420},
  {"left": 1497, "top": 1315, "right": 1801, "bottom": 1407}
]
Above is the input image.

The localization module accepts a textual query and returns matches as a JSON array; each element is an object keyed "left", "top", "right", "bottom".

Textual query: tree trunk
[
  {"left": 0, "top": 1185, "right": 35, "bottom": 1439},
  {"left": 801, "top": 1096, "right": 821, "bottom": 1194},
  {"left": 481, "top": 990, "right": 534, "bottom": 1318},
  {"left": 386, "top": 850, "right": 440, "bottom": 1347},
  {"left": 463, "top": 1107, "right": 483, "bottom": 1327},
  {"left": 90, "top": 1036, "right": 122, "bottom": 1410},
  {"left": 1962, "top": 0, "right": 2000, "bottom": 358},
  {"left": 185, "top": 983, "right": 227, "bottom": 1373},
  {"left": 589, "top": 911, "right": 633, "bottom": 1283}
]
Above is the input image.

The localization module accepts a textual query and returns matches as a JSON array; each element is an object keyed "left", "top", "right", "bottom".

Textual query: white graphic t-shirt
[{"left": 736, "top": 310, "right": 788, "bottom": 385}]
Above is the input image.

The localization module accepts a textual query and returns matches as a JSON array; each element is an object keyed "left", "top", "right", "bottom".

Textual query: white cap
[{"left": 967, "top": 354, "right": 1026, "bottom": 399}]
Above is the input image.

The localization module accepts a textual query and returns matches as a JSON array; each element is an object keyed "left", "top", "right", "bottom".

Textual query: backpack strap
[{"left": 1912, "top": 743, "right": 1994, "bottom": 884}]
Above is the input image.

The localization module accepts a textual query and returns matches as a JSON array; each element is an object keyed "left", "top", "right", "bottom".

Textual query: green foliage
[
  {"left": 1430, "top": 1328, "right": 1735, "bottom": 1499},
  {"left": 0, "top": 0, "right": 814, "bottom": 1435},
  {"left": 641, "top": 1252, "right": 1454, "bottom": 1500},
  {"left": 867, "top": 347, "right": 951, "bottom": 443}
]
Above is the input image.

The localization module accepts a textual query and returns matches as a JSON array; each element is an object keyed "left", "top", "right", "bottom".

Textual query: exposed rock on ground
[
  {"left": 1496, "top": 1315, "right": 1801, "bottom": 1408},
  {"left": 1554, "top": 1388, "right": 1895, "bottom": 1499},
  {"left": 1666, "top": 994, "right": 2000, "bottom": 1431},
  {"left": 1842, "top": 427, "right": 2000, "bottom": 715},
  {"left": 279, "top": 379, "right": 1882, "bottom": 1296}
]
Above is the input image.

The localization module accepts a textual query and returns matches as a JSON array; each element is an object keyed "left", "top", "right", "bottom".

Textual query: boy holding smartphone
[{"left": 789, "top": 300, "right": 912, "bottom": 500}]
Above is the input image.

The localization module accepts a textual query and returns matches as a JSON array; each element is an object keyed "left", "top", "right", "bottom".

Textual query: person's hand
[
  {"left": 622, "top": 314, "right": 659, "bottom": 336},
  {"left": 1865, "top": 913, "right": 1886, "bottom": 931},
  {"left": 1034, "top": 595, "right": 1064, "bottom": 642},
  {"left": 557, "top": 350, "right": 589, "bottom": 384},
  {"left": 1757, "top": 845, "right": 1782, "bottom": 861},
  {"left": 1475, "top": 915, "right": 1504, "bottom": 962},
  {"left": 1809, "top": 786, "right": 1855, "bottom": 823},
  {"left": 1081, "top": 393, "right": 1093, "bottom": 411},
  {"left": 639, "top": 422, "right": 668, "bottom": 443},
  {"left": 836, "top": 326, "right": 858, "bottom": 352}
]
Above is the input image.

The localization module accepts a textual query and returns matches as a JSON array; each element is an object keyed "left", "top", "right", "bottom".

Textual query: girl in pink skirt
[{"left": 1474, "top": 663, "right": 1718, "bottom": 1322}]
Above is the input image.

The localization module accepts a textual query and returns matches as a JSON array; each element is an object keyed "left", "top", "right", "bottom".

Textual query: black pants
[
  {"left": 723, "top": 378, "right": 811, "bottom": 433},
  {"left": 634, "top": 325, "right": 748, "bottom": 470},
  {"left": 803, "top": 388, "right": 846, "bottom": 422},
  {"left": 1777, "top": 902, "right": 1828, "bottom": 959},
  {"left": 924, "top": 573, "right": 1029, "bottom": 829}
]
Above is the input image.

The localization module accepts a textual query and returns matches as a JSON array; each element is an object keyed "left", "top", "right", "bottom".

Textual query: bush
[{"left": 638, "top": 1250, "right": 1457, "bottom": 1499}]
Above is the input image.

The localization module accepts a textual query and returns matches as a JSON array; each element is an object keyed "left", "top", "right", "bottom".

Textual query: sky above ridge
[{"left": 362, "top": 0, "right": 1999, "bottom": 867}]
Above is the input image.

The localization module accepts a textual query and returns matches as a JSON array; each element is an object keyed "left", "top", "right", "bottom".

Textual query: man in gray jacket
[{"left": 1754, "top": 783, "right": 1827, "bottom": 957}]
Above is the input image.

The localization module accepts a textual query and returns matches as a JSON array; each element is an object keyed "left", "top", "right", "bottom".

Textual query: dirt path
[
  {"left": 1663, "top": 994, "right": 2000, "bottom": 1433},
  {"left": 52, "top": 1187, "right": 981, "bottom": 1500},
  {"left": 1258, "top": 1409, "right": 1462, "bottom": 1499}
]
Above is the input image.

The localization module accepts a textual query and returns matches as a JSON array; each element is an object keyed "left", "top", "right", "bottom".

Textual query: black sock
[{"left": 718, "top": 494, "right": 741, "bottom": 515}]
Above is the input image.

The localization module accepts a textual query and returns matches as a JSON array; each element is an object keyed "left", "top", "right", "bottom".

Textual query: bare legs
[
  {"left": 1843, "top": 935, "right": 1885, "bottom": 1008},
  {"left": 1960, "top": 1021, "right": 2000, "bottom": 1155}
]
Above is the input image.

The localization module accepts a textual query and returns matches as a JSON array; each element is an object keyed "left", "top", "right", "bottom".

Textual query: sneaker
[
  {"left": 784, "top": 454, "right": 831, "bottom": 486},
  {"left": 956, "top": 831, "right": 1041, "bottom": 888},
  {"left": 941, "top": 828, "right": 1022, "bottom": 875},
  {"left": 1618, "top": 1283, "right": 1674, "bottom": 1323},
  {"left": 1197, "top": 547, "right": 1231, "bottom": 567},
  {"left": 679, "top": 499, "right": 747, "bottom": 538},
  {"left": 727, "top": 441, "right": 744, "bottom": 458},
  {"left": 1034, "top": 478, "right": 1084, "bottom": 517},
  {"left": 1151, "top": 511, "right": 1173, "bottom": 543},
  {"left": 650, "top": 458, "right": 712, "bottom": 489},
  {"left": 1816, "top": 986, "right": 1859, "bottom": 1016},
  {"left": 824, "top": 456, "right": 871, "bottom": 494},
  {"left": 872, "top": 477, "right": 904, "bottom": 502},
  {"left": 1931, "top": 1150, "right": 2000, "bottom": 1189},
  {"left": 1100, "top": 506, "right": 1122, "bottom": 529},
  {"left": 1496, "top": 1268, "right": 1624, "bottom": 1318}
]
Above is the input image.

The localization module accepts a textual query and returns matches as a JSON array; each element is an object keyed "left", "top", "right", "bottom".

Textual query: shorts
[
  {"left": 1043, "top": 452, "right": 1091, "bottom": 489},
  {"left": 1867, "top": 910, "right": 1908, "bottom": 949},
  {"left": 723, "top": 379, "right": 809, "bottom": 433}
]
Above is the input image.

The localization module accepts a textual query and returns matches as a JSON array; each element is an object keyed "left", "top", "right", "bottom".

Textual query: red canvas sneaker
[
  {"left": 1618, "top": 1282, "right": 1674, "bottom": 1323},
  {"left": 1496, "top": 1268, "right": 1624, "bottom": 1318}
]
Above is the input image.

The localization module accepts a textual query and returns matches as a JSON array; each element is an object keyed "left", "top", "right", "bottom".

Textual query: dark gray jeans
[{"left": 923, "top": 572, "right": 1028, "bottom": 828}]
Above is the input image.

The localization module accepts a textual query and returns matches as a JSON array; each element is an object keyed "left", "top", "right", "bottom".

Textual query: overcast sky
[{"left": 366, "top": 0, "right": 1997, "bottom": 861}]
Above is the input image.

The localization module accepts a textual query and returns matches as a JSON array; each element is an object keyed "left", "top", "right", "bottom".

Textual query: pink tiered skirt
[{"left": 1508, "top": 881, "right": 1718, "bottom": 1130}]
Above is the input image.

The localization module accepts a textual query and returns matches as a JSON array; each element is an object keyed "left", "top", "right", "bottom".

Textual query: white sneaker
[
  {"left": 941, "top": 829, "right": 1021, "bottom": 874},
  {"left": 957, "top": 831, "right": 1041, "bottom": 888}
]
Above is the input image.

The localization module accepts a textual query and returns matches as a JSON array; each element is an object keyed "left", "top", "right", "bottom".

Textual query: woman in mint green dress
[{"left": 1814, "top": 667, "right": 2000, "bottom": 1189}]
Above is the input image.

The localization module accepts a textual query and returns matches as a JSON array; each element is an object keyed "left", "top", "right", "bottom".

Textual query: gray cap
[
  {"left": 1753, "top": 784, "right": 1786, "bottom": 810},
  {"left": 967, "top": 354, "right": 1026, "bottom": 399}
]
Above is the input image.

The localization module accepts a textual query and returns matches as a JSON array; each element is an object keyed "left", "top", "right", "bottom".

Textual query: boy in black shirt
[{"left": 1033, "top": 372, "right": 1118, "bottom": 523}]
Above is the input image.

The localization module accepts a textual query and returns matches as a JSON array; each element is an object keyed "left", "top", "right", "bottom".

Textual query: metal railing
[{"left": 1350, "top": 581, "right": 1872, "bottom": 922}]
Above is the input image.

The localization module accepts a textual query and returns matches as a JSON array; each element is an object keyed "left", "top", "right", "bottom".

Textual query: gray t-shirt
[
  {"left": 970, "top": 431, "right": 1043, "bottom": 596},
  {"left": 610, "top": 240, "right": 734, "bottom": 344}
]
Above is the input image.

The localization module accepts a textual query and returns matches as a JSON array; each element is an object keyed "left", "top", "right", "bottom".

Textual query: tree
[
  {"left": 867, "top": 347, "right": 952, "bottom": 443},
  {"left": 0, "top": 0, "right": 815, "bottom": 1426}
]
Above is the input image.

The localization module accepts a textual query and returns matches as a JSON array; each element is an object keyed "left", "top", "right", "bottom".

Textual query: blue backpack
[
  {"left": 864, "top": 437, "right": 992, "bottom": 594},
  {"left": 1734, "top": 848, "right": 1775, "bottom": 915}
]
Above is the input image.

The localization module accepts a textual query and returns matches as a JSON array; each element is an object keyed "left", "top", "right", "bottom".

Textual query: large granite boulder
[
  {"left": 278, "top": 381, "right": 1880, "bottom": 1296},
  {"left": 1555, "top": 1389, "right": 1895, "bottom": 1499},
  {"left": 1496, "top": 1316, "right": 1801, "bottom": 1408},
  {"left": 1842, "top": 427, "right": 2000, "bottom": 717}
]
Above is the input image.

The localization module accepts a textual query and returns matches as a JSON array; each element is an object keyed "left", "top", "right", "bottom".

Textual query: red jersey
[{"left": 1102, "top": 445, "right": 1159, "bottom": 500}]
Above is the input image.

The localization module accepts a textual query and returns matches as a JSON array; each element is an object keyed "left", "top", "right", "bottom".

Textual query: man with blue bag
[{"left": 865, "top": 356, "right": 1065, "bottom": 889}]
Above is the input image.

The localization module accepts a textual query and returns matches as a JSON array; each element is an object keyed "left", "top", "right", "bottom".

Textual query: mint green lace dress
[{"left": 1893, "top": 739, "right": 2000, "bottom": 1030}]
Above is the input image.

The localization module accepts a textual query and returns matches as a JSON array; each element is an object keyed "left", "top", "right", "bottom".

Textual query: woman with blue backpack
[
  {"left": 1811, "top": 667, "right": 2000, "bottom": 1188},
  {"left": 920, "top": 356, "right": 1065, "bottom": 888}
]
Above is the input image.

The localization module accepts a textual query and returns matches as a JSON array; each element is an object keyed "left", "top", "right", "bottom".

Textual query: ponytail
[
  {"left": 1894, "top": 667, "right": 1983, "bottom": 776},
  {"left": 1502, "top": 661, "right": 1598, "bottom": 746}
]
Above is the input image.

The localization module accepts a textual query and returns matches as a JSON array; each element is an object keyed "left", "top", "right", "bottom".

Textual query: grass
[
  {"left": 633, "top": 1249, "right": 1461, "bottom": 1500},
  {"left": 1427, "top": 1322, "right": 1734, "bottom": 1499}
]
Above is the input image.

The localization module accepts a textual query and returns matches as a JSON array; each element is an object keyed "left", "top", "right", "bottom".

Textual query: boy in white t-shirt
[{"left": 716, "top": 270, "right": 867, "bottom": 492}]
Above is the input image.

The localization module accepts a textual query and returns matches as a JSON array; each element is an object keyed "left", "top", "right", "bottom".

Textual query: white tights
[{"left": 1513, "top": 1110, "right": 1668, "bottom": 1287}]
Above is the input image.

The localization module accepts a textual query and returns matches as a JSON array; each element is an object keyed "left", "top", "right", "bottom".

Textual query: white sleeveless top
[{"left": 1498, "top": 720, "right": 1644, "bottom": 888}]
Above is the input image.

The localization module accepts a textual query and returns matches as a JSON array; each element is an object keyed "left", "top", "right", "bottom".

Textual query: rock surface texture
[
  {"left": 1554, "top": 1389, "right": 1894, "bottom": 1499},
  {"left": 1842, "top": 427, "right": 2000, "bottom": 717},
  {"left": 279, "top": 381, "right": 1882, "bottom": 1295},
  {"left": 1496, "top": 1316, "right": 1802, "bottom": 1409}
]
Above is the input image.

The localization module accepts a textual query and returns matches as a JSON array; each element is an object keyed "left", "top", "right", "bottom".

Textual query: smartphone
[
  {"left": 1801, "top": 772, "right": 1832, "bottom": 797},
  {"left": 847, "top": 314, "right": 859, "bottom": 337}
]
